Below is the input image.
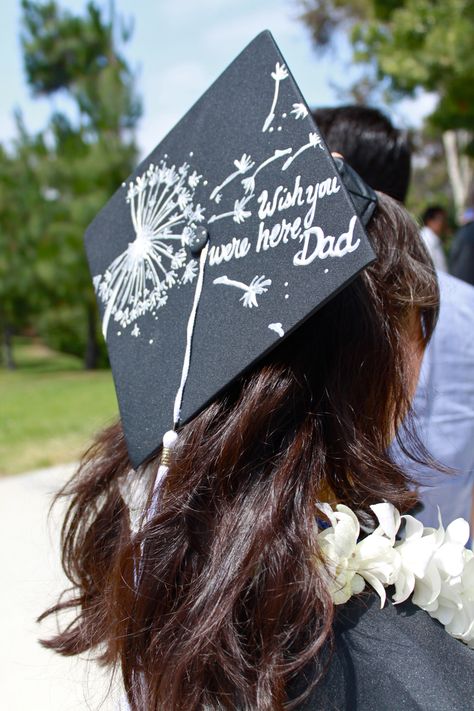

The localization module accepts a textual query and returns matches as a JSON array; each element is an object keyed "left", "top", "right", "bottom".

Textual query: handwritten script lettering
[
  {"left": 256, "top": 216, "right": 302, "bottom": 253},
  {"left": 208, "top": 172, "right": 359, "bottom": 269},
  {"left": 209, "top": 236, "right": 251, "bottom": 266},
  {"left": 257, "top": 174, "right": 340, "bottom": 230},
  {"left": 293, "top": 216, "right": 360, "bottom": 266}
]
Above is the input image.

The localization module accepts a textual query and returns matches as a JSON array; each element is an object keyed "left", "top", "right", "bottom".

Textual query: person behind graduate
[
  {"left": 41, "top": 39, "right": 474, "bottom": 711},
  {"left": 314, "top": 105, "right": 474, "bottom": 538},
  {"left": 450, "top": 201, "right": 474, "bottom": 287},
  {"left": 420, "top": 205, "right": 449, "bottom": 272}
]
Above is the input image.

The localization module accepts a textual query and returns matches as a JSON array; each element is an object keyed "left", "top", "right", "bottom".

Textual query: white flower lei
[{"left": 316, "top": 502, "right": 474, "bottom": 648}]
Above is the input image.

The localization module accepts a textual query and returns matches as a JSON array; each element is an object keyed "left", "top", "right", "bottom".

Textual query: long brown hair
[{"left": 42, "top": 194, "right": 439, "bottom": 710}]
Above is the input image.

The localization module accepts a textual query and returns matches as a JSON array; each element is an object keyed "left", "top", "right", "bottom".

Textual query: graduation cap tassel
[{"left": 152, "top": 239, "right": 210, "bottom": 495}]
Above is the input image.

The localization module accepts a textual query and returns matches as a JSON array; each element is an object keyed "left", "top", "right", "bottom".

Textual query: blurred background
[
  {"left": 0, "top": 1, "right": 473, "bottom": 708},
  {"left": 1, "top": 0, "right": 472, "bottom": 476}
]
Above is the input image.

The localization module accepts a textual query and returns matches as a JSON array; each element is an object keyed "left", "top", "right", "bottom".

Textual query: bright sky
[{"left": 1, "top": 0, "right": 437, "bottom": 157}]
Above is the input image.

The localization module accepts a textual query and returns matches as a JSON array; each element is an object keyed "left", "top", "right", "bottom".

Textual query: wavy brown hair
[{"left": 42, "top": 194, "right": 439, "bottom": 710}]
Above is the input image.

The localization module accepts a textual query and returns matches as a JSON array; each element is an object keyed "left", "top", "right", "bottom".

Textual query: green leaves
[
  {"left": 0, "top": 1, "right": 142, "bottom": 368},
  {"left": 301, "top": 0, "right": 474, "bottom": 132}
]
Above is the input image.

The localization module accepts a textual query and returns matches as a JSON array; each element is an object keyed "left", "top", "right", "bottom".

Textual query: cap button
[{"left": 188, "top": 226, "right": 209, "bottom": 255}]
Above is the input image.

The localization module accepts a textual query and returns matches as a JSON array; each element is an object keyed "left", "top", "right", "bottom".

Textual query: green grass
[{"left": 0, "top": 338, "right": 118, "bottom": 475}]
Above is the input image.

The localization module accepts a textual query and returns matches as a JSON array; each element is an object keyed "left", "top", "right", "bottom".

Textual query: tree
[
  {"left": 0, "top": 119, "right": 51, "bottom": 369},
  {"left": 301, "top": 0, "right": 474, "bottom": 213},
  {"left": 20, "top": 0, "right": 141, "bottom": 368}
]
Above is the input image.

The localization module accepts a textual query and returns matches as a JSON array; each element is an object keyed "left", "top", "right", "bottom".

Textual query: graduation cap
[{"left": 85, "top": 31, "right": 376, "bottom": 469}]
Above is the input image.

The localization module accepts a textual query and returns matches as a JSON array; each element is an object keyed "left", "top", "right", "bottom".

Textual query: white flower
[
  {"left": 317, "top": 504, "right": 365, "bottom": 604},
  {"left": 317, "top": 503, "right": 400, "bottom": 606},
  {"left": 317, "top": 501, "right": 474, "bottom": 647},
  {"left": 291, "top": 102, "right": 308, "bottom": 120},
  {"left": 353, "top": 516, "right": 400, "bottom": 606},
  {"left": 131, "top": 324, "right": 140, "bottom": 337},
  {"left": 215, "top": 193, "right": 222, "bottom": 204}
]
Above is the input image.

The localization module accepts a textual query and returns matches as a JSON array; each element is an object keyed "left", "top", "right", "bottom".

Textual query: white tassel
[
  {"left": 147, "top": 239, "right": 209, "bottom": 521},
  {"left": 154, "top": 429, "right": 179, "bottom": 494}
]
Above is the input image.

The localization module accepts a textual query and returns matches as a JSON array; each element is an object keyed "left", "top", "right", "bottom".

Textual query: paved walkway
[{"left": 0, "top": 465, "right": 120, "bottom": 710}]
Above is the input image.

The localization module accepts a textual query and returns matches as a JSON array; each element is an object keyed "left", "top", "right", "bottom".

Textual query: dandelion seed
[
  {"left": 208, "top": 195, "right": 253, "bottom": 224},
  {"left": 181, "top": 259, "right": 199, "bottom": 285},
  {"left": 213, "top": 274, "right": 272, "bottom": 309},
  {"left": 262, "top": 62, "right": 288, "bottom": 132},
  {"left": 241, "top": 147, "right": 292, "bottom": 194},
  {"left": 210, "top": 153, "right": 255, "bottom": 201},
  {"left": 192, "top": 204, "right": 206, "bottom": 222},
  {"left": 188, "top": 170, "right": 201, "bottom": 188},
  {"left": 290, "top": 103, "right": 308, "bottom": 120},
  {"left": 282, "top": 132, "right": 323, "bottom": 171}
]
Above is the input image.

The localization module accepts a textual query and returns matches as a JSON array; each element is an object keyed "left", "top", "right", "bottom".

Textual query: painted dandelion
[
  {"left": 94, "top": 160, "right": 201, "bottom": 338},
  {"left": 262, "top": 62, "right": 288, "bottom": 132},
  {"left": 181, "top": 259, "right": 199, "bottom": 285},
  {"left": 209, "top": 153, "right": 255, "bottom": 201},
  {"left": 213, "top": 275, "right": 272, "bottom": 308},
  {"left": 208, "top": 195, "right": 253, "bottom": 225},
  {"left": 290, "top": 103, "right": 308, "bottom": 120},
  {"left": 282, "top": 132, "right": 324, "bottom": 171},
  {"left": 241, "top": 147, "right": 292, "bottom": 195}
]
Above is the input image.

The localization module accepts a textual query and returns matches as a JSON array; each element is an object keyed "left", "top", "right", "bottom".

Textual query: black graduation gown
[{"left": 294, "top": 593, "right": 474, "bottom": 711}]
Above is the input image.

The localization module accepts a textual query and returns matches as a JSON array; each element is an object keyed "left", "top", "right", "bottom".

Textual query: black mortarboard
[{"left": 85, "top": 31, "right": 376, "bottom": 468}]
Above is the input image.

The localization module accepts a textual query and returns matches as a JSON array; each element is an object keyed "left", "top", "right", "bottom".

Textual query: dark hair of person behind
[
  {"left": 313, "top": 106, "right": 411, "bottom": 203},
  {"left": 41, "top": 194, "right": 439, "bottom": 711},
  {"left": 422, "top": 205, "right": 446, "bottom": 225}
]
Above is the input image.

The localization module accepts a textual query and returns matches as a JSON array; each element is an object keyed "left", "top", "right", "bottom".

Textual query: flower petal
[
  {"left": 370, "top": 503, "right": 401, "bottom": 542},
  {"left": 445, "top": 518, "right": 470, "bottom": 547},
  {"left": 363, "top": 571, "right": 387, "bottom": 608}
]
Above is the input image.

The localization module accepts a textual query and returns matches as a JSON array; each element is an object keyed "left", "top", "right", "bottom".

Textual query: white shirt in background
[{"left": 420, "top": 225, "right": 448, "bottom": 271}]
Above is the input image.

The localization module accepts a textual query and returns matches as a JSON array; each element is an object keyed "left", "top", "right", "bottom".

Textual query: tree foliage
[
  {"left": 14, "top": 0, "right": 142, "bottom": 368},
  {"left": 301, "top": 0, "right": 474, "bottom": 213},
  {"left": 301, "top": 0, "right": 474, "bottom": 135},
  {"left": 0, "top": 117, "right": 53, "bottom": 368}
]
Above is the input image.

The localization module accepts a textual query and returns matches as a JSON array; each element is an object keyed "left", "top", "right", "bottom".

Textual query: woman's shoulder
[{"left": 294, "top": 593, "right": 474, "bottom": 711}]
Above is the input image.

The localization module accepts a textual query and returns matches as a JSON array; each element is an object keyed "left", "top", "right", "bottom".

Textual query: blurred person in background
[
  {"left": 450, "top": 203, "right": 474, "bottom": 286},
  {"left": 420, "top": 205, "right": 449, "bottom": 272},
  {"left": 314, "top": 105, "right": 474, "bottom": 536}
]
